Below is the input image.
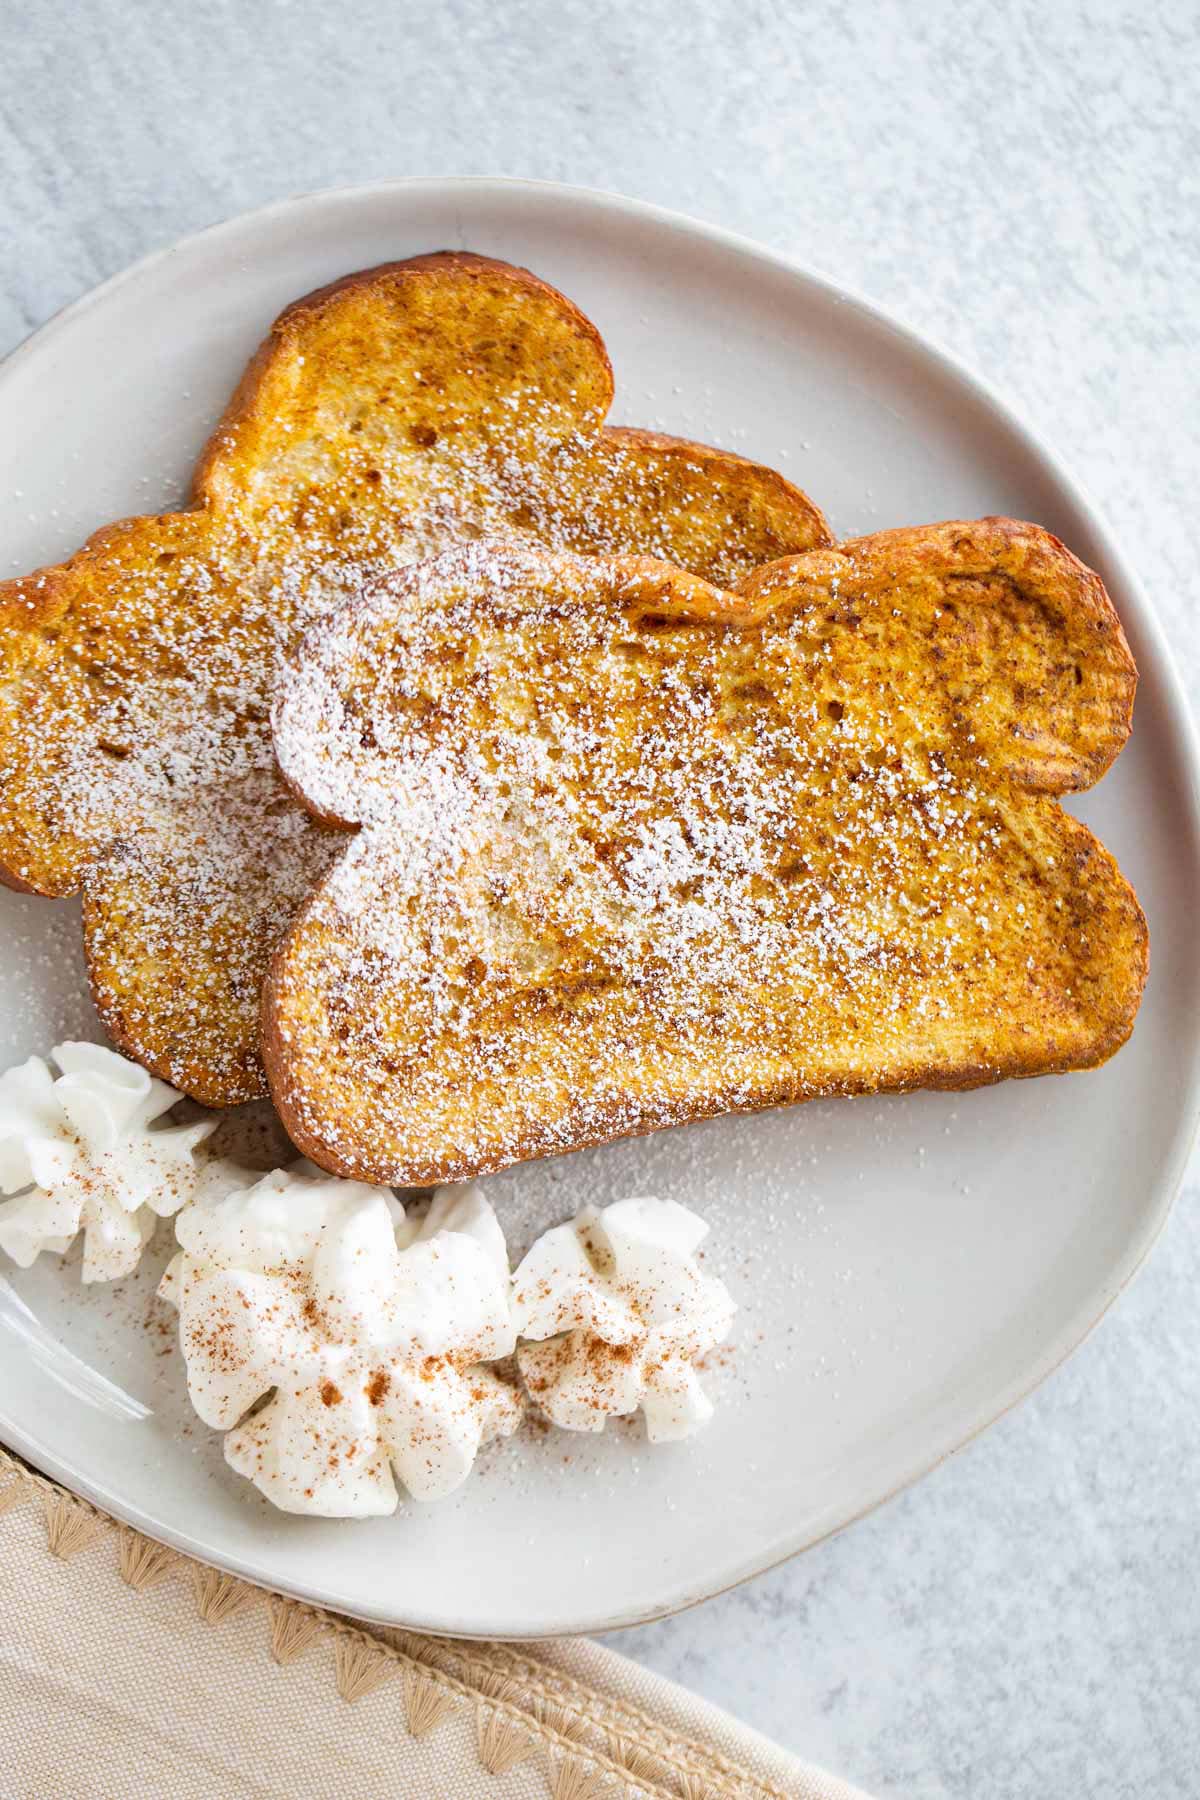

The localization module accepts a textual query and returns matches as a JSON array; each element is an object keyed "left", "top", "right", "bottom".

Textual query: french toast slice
[
  {"left": 0, "top": 253, "right": 829, "bottom": 1105},
  {"left": 263, "top": 519, "right": 1146, "bottom": 1187}
]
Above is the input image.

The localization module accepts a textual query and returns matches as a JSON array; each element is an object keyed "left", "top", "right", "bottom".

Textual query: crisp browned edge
[{"left": 261, "top": 527, "right": 1149, "bottom": 1185}]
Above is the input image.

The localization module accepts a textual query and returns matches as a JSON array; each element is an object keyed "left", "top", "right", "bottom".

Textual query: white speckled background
[{"left": 3, "top": 3, "right": 1197, "bottom": 1794}]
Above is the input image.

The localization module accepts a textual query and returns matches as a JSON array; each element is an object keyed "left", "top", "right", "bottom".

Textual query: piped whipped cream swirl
[
  {"left": 511, "top": 1197, "right": 735, "bottom": 1441},
  {"left": 161, "top": 1168, "right": 521, "bottom": 1516},
  {"left": 0, "top": 1042, "right": 217, "bottom": 1282}
]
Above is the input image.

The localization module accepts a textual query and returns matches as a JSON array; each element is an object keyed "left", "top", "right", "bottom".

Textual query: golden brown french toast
[
  {"left": 263, "top": 518, "right": 1147, "bottom": 1187},
  {"left": 0, "top": 253, "right": 829, "bottom": 1105}
]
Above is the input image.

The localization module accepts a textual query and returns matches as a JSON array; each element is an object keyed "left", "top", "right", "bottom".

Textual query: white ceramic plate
[{"left": 1, "top": 179, "right": 1198, "bottom": 1639}]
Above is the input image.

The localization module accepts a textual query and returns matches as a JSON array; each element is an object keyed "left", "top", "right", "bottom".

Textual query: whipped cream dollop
[
  {"left": 511, "top": 1197, "right": 735, "bottom": 1441},
  {"left": 161, "top": 1167, "right": 522, "bottom": 1516},
  {"left": 0, "top": 1042, "right": 217, "bottom": 1282}
]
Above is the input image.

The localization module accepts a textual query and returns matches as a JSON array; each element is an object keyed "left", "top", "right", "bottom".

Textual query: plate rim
[{"left": 2, "top": 174, "right": 1198, "bottom": 1638}]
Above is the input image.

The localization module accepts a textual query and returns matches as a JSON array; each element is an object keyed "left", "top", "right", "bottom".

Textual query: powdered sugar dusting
[
  {"left": 0, "top": 270, "right": 825, "bottom": 1105},
  {"left": 268, "top": 538, "right": 1097, "bottom": 1185}
]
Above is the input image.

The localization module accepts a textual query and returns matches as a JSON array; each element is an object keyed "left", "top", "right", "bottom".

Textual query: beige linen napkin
[{"left": 0, "top": 1447, "right": 868, "bottom": 1800}]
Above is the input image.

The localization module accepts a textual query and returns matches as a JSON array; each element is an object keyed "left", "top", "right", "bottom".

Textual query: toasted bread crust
[
  {"left": 263, "top": 527, "right": 1146, "bottom": 1186},
  {"left": 740, "top": 516, "right": 1137, "bottom": 790},
  {"left": 193, "top": 251, "right": 617, "bottom": 511},
  {"left": 0, "top": 254, "right": 829, "bottom": 1104}
]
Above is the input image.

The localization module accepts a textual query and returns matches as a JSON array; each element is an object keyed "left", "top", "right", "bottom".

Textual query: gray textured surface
[{"left": 2, "top": 2, "right": 1198, "bottom": 1794}]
